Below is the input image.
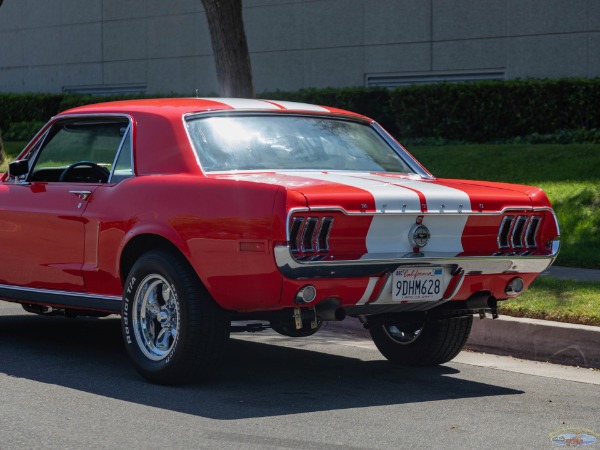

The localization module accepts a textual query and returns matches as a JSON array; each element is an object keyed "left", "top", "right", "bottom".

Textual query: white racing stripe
[
  {"left": 280, "top": 171, "right": 422, "bottom": 213},
  {"left": 200, "top": 98, "right": 330, "bottom": 112},
  {"left": 277, "top": 171, "right": 470, "bottom": 255},
  {"left": 206, "top": 98, "right": 281, "bottom": 110},
  {"left": 356, "top": 277, "right": 379, "bottom": 305},
  {"left": 355, "top": 175, "right": 472, "bottom": 254},
  {"left": 357, "top": 174, "right": 472, "bottom": 213},
  {"left": 267, "top": 100, "right": 330, "bottom": 112},
  {"left": 402, "top": 180, "right": 472, "bottom": 213}
]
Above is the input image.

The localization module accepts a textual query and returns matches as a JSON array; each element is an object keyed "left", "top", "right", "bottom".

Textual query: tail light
[
  {"left": 496, "top": 214, "right": 542, "bottom": 252},
  {"left": 290, "top": 216, "right": 333, "bottom": 254}
]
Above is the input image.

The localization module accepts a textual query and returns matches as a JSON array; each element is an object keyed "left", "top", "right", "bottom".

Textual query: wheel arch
[{"left": 119, "top": 233, "right": 195, "bottom": 288}]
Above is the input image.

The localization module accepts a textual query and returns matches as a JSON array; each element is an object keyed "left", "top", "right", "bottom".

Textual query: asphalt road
[{"left": 0, "top": 302, "right": 599, "bottom": 449}]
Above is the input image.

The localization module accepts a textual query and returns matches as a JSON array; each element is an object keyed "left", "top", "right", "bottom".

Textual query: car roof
[{"left": 60, "top": 98, "right": 370, "bottom": 121}]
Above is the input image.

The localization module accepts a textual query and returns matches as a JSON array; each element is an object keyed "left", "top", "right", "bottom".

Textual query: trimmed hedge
[
  {"left": 2, "top": 78, "right": 600, "bottom": 142},
  {"left": 265, "top": 79, "right": 600, "bottom": 142},
  {"left": 261, "top": 87, "right": 397, "bottom": 135},
  {"left": 386, "top": 79, "right": 600, "bottom": 142},
  {"left": 0, "top": 93, "right": 63, "bottom": 134},
  {"left": 2, "top": 121, "right": 46, "bottom": 141}
]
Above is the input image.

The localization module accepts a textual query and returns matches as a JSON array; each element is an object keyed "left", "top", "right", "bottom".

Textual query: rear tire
[
  {"left": 271, "top": 320, "right": 322, "bottom": 337},
  {"left": 369, "top": 315, "right": 473, "bottom": 366},
  {"left": 121, "top": 249, "right": 229, "bottom": 384}
]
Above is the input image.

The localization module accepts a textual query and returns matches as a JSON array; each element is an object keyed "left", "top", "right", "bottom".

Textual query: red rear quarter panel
[{"left": 84, "top": 176, "right": 291, "bottom": 311}]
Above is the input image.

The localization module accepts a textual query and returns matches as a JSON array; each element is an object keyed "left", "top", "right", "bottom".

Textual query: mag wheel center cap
[{"left": 157, "top": 310, "right": 170, "bottom": 325}]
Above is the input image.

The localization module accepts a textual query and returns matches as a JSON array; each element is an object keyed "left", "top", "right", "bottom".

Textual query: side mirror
[{"left": 8, "top": 159, "right": 29, "bottom": 180}]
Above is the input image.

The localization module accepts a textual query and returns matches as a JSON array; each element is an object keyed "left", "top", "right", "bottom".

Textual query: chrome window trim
[
  {"left": 3, "top": 127, "right": 51, "bottom": 183},
  {"left": 108, "top": 123, "right": 134, "bottom": 183},
  {"left": 370, "top": 122, "right": 432, "bottom": 178},
  {"left": 23, "top": 128, "right": 51, "bottom": 166},
  {"left": 26, "top": 113, "right": 134, "bottom": 183}
]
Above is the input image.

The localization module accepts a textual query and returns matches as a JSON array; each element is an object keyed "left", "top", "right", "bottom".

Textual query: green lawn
[
  {"left": 499, "top": 277, "right": 600, "bottom": 326},
  {"left": 1, "top": 140, "right": 27, "bottom": 172}
]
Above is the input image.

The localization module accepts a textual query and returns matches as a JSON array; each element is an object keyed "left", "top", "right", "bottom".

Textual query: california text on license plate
[{"left": 393, "top": 267, "right": 445, "bottom": 302}]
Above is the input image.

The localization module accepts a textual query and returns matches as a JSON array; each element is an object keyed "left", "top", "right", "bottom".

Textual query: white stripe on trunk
[
  {"left": 277, "top": 172, "right": 469, "bottom": 255},
  {"left": 280, "top": 172, "right": 422, "bottom": 213}
]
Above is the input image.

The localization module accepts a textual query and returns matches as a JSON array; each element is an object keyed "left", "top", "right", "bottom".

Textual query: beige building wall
[{"left": 0, "top": 0, "right": 598, "bottom": 94}]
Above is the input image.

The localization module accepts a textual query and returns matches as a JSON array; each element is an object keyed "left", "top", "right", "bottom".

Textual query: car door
[{"left": 0, "top": 117, "right": 130, "bottom": 292}]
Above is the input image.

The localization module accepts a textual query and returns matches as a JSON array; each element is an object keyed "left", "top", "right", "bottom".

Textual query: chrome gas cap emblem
[{"left": 409, "top": 223, "right": 431, "bottom": 248}]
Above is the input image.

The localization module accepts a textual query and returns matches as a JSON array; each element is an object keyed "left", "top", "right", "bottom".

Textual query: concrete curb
[
  {"left": 541, "top": 266, "right": 600, "bottom": 283},
  {"left": 466, "top": 316, "right": 600, "bottom": 369},
  {"left": 324, "top": 316, "right": 600, "bottom": 369}
]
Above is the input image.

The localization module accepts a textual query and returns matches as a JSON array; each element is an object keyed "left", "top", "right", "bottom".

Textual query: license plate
[{"left": 392, "top": 267, "right": 445, "bottom": 302}]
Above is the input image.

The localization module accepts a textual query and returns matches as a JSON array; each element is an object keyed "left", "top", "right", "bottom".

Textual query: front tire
[
  {"left": 369, "top": 315, "right": 473, "bottom": 366},
  {"left": 122, "top": 249, "right": 229, "bottom": 384}
]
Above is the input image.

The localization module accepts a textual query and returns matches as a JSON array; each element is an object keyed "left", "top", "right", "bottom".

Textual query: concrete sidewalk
[
  {"left": 326, "top": 315, "right": 600, "bottom": 369},
  {"left": 326, "top": 265, "right": 600, "bottom": 369},
  {"left": 541, "top": 265, "right": 600, "bottom": 283}
]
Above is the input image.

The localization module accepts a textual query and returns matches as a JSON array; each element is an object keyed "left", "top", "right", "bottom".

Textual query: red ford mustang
[{"left": 1, "top": 98, "right": 560, "bottom": 384}]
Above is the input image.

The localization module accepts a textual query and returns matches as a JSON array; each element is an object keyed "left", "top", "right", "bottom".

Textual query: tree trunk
[
  {"left": 0, "top": 134, "right": 6, "bottom": 166},
  {"left": 201, "top": 0, "right": 255, "bottom": 98}
]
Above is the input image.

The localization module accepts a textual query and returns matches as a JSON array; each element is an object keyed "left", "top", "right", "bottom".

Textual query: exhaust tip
[
  {"left": 505, "top": 277, "right": 525, "bottom": 296},
  {"left": 295, "top": 285, "right": 317, "bottom": 304},
  {"left": 315, "top": 298, "right": 346, "bottom": 321}
]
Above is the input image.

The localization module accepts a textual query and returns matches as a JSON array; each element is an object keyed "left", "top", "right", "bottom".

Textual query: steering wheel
[{"left": 59, "top": 161, "right": 110, "bottom": 183}]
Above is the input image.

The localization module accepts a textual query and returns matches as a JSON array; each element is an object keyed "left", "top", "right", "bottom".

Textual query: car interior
[{"left": 25, "top": 119, "right": 132, "bottom": 184}]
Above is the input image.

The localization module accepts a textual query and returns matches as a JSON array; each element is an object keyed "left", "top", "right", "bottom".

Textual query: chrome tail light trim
[
  {"left": 290, "top": 216, "right": 333, "bottom": 254},
  {"left": 498, "top": 214, "right": 543, "bottom": 251},
  {"left": 511, "top": 215, "right": 528, "bottom": 249},
  {"left": 289, "top": 217, "right": 305, "bottom": 253},
  {"left": 316, "top": 217, "right": 334, "bottom": 252},
  {"left": 525, "top": 216, "right": 542, "bottom": 248},
  {"left": 497, "top": 216, "right": 514, "bottom": 249},
  {"left": 301, "top": 217, "right": 319, "bottom": 252}
]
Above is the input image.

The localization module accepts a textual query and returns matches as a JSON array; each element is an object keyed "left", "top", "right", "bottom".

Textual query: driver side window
[{"left": 29, "top": 119, "right": 130, "bottom": 183}]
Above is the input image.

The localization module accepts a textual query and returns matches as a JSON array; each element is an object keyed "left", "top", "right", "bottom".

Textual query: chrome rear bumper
[{"left": 274, "top": 240, "right": 560, "bottom": 279}]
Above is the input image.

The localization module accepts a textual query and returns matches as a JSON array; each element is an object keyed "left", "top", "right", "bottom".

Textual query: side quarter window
[
  {"left": 29, "top": 118, "right": 130, "bottom": 183},
  {"left": 110, "top": 127, "right": 134, "bottom": 183}
]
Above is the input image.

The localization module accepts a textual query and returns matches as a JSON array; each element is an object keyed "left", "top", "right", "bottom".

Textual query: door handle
[{"left": 69, "top": 190, "right": 92, "bottom": 201}]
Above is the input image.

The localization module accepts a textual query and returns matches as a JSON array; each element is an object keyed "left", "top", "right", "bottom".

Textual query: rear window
[{"left": 186, "top": 115, "right": 414, "bottom": 174}]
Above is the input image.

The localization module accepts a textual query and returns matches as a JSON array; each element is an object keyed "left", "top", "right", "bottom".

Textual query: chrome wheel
[
  {"left": 123, "top": 250, "right": 230, "bottom": 384},
  {"left": 383, "top": 322, "right": 424, "bottom": 345},
  {"left": 132, "top": 274, "right": 180, "bottom": 361}
]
